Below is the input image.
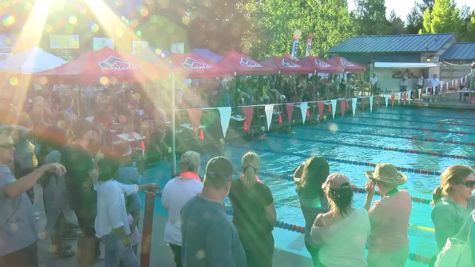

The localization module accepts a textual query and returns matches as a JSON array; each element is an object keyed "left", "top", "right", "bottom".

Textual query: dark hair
[
  {"left": 204, "top": 156, "right": 233, "bottom": 189},
  {"left": 295, "top": 156, "right": 329, "bottom": 199},
  {"left": 432, "top": 165, "right": 474, "bottom": 205},
  {"left": 97, "top": 157, "right": 119, "bottom": 182},
  {"left": 328, "top": 185, "right": 353, "bottom": 216}
]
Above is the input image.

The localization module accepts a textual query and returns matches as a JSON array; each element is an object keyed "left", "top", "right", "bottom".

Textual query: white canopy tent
[
  {"left": 0, "top": 47, "right": 67, "bottom": 74},
  {"left": 374, "top": 62, "right": 438, "bottom": 69}
]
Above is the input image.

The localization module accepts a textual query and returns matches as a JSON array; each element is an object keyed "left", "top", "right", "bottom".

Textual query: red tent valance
[
  {"left": 261, "top": 56, "right": 314, "bottom": 74},
  {"left": 298, "top": 56, "right": 344, "bottom": 73},
  {"left": 219, "top": 50, "right": 278, "bottom": 76},
  {"left": 327, "top": 56, "right": 365, "bottom": 72}
]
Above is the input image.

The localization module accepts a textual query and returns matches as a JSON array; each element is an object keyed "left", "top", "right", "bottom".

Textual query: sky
[{"left": 347, "top": 0, "right": 475, "bottom": 21}]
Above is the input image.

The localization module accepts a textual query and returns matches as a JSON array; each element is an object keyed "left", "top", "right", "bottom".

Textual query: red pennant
[
  {"left": 328, "top": 104, "right": 332, "bottom": 113},
  {"left": 390, "top": 95, "right": 395, "bottom": 107},
  {"left": 340, "top": 100, "right": 347, "bottom": 116},
  {"left": 376, "top": 96, "right": 381, "bottom": 107},
  {"left": 286, "top": 103, "right": 294, "bottom": 123},
  {"left": 307, "top": 108, "right": 310, "bottom": 119},
  {"left": 278, "top": 114, "right": 283, "bottom": 124},
  {"left": 318, "top": 101, "right": 324, "bottom": 120},
  {"left": 140, "top": 140, "right": 145, "bottom": 150},
  {"left": 187, "top": 108, "right": 203, "bottom": 133},
  {"left": 243, "top": 107, "right": 254, "bottom": 133},
  {"left": 199, "top": 128, "right": 204, "bottom": 141}
]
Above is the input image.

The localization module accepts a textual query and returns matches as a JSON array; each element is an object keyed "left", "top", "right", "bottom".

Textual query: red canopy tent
[
  {"left": 261, "top": 55, "right": 314, "bottom": 74},
  {"left": 298, "top": 56, "right": 344, "bottom": 73},
  {"left": 167, "top": 53, "right": 232, "bottom": 78},
  {"left": 327, "top": 56, "right": 365, "bottom": 72},
  {"left": 37, "top": 47, "right": 165, "bottom": 85},
  {"left": 218, "top": 50, "right": 278, "bottom": 76}
]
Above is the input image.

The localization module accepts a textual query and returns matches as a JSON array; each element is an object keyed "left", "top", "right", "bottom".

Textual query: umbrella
[
  {"left": 167, "top": 52, "right": 232, "bottom": 78},
  {"left": 298, "top": 56, "right": 344, "bottom": 73},
  {"left": 327, "top": 56, "right": 365, "bottom": 72},
  {"left": 38, "top": 47, "right": 166, "bottom": 84},
  {"left": 0, "top": 47, "right": 67, "bottom": 74},
  {"left": 261, "top": 55, "right": 314, "bottom": 74},
  {"left": 219, "top": 50, "right": 278, "bottom": 76}
]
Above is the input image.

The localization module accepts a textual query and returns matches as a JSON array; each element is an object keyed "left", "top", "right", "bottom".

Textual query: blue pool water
[{"left": 148, "top": 106, "right": 475, "bottom": 267}]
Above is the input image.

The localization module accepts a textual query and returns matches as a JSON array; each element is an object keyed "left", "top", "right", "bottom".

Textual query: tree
[
  {"left": 354, "top": 0, "right": 391, "bottom": 35},
  {"left": 242, "top": 0, "right": 355, "bottom": 58},
  {"left": 406, "top": 0, "right": 435, "bottom": 34},
  {"left": 458, "top": 7, "right": 475, "bottom": 42},
  {"left": 422, "top": 0, "right": 461, "bottom": 34},
  {"left": 388, "top": 10, "right": 406, "bottom": 34}
]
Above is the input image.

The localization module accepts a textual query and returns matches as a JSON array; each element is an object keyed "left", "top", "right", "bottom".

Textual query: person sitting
[
  {"left": 364, "top": 163, "right": 412, "bottom": 267},
  {"left": 432, "top": 165, "right": 475, "bottom": 253},
  {"left": 229, "top": 152, "right": 275, "bottom": 267},
  {"left": 310, "top": 173, "right": 370, "bottom": 267},
  {"left": 293, "top": 156, "right": 329, "bottom": 267}
]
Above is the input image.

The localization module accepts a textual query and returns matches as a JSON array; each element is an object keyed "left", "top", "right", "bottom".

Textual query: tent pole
[{"left": 171, "top": 74, "right": 177, "bottom": 176}]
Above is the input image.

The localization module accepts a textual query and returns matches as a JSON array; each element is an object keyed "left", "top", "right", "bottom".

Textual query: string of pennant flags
[{"left": 179, "top": 72, "right": 474, "bottom": 140}]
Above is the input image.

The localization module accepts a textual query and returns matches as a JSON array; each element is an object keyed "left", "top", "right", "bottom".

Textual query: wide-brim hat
[{"left": 365, "top": 163, "right": 407, "bottom": 186}]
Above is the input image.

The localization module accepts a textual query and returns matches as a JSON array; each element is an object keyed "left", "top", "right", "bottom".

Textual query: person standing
[
  {"left": 364, "top": 163, "right": 412, "bottom": 267},
  {"left": 181, "top": 156, "right": 246, "bottom": 267},
  {"left": 229, "top": 152, "right": 275, "bottom": 267},
  {"left": 310, "top": 173, "right": 370, "bottom": 267},
  {"left": 293, "top": 156, "right": 329, "bottom": 267},
  {"left": 162, "top": 151, "right": 203, "bottom": 267},
  {"left": 0, "top": 128, "right": 66, "bottom": 267},
  {"left": 370, "top": 73, "right": 378, "bottom": 95}
]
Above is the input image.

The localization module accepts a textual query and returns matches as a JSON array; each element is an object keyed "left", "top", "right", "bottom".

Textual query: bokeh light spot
[
  {"left": 68, "top": 16, "right": 78, "bottom": 25},
  {"left": 328, "top": 123, "right": 338, "bottom": 132},
  {"left": 9, "top": 76, "right": 18, "bottom": 86},
  {"left": 2, "top": 15, "right": 15, "bottom": 27},
  {"left": 90, "top": 23, "right": 99, "bottom": 33},
  {"left": 140, "top": 7, "right": 149, "bottom": 17},
  {"left": 39, "top": 76, "right": 48, "bottom": 85},
  {"left": 99, "top": 76, "right": 110, "bottom": 86}
]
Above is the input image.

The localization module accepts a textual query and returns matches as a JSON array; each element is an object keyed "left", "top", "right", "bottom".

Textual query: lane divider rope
[
  {"left": 371, "top": 109, "right": 475, "bottom": 121},
  {"left": 357, "top": 114, "right": 475, "bottom": 128}
]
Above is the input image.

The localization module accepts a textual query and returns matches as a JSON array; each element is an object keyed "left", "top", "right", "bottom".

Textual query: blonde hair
[
  {"left": 432, "top": 165, "right": 474, "bottom": 204},
  {"left": 241, "top": 151, "right": 259, "bottom": 180}
]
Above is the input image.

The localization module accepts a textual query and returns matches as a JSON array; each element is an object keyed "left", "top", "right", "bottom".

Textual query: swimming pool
[{"left": 219, "top": 106, "right": 475, "bottom": 266}]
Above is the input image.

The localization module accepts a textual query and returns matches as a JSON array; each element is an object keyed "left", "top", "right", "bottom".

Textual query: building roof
[
  {"left": 329, "top": 33, "right": 454, "bottom": 54},
  {"left": 441, "top": 43, "right": 475, "bottom": 61}
]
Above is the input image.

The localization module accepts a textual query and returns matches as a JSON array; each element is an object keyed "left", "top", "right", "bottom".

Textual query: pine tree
[{"left": 354, "top": 0, "right": 391, "bottom": 35}]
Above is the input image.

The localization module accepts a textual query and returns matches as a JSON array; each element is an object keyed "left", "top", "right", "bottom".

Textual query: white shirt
[
  {"left": 431, "top": 78, "right": 440, "bottom": 87},
  {"left": 95, "top": 180, "right": 138, "bottom": 238},
  {"left": 162, "top": 177, "right": 203, "bottom": 245}
]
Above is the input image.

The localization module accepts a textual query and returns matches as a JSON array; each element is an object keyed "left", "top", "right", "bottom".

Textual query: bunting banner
[
  {"left": 187, "top": 108, "right": 203, "bottom": 133},
  {"left": 418, "top": 88, "right": 422, "bottom": 99},
  {"left": 331, "top": 99, "right": 337, "bottom": 119},
  {"left": 217, "top": 107, "right": 232, "bottom": 138},
  {"left": 390, "top": 95, "right": 395, "bottom": 107},
  {"left": 243, "top": 107, "right": 254, "bottom": 133},
  {"left": 407, "top": 90, "right": 412, "bottom": 104},
  {"left": 385, "top": 95, "right": 389, "bottom": 109},
  {"left": 376, "top": 96, "right": 381, "bottom": 107},
  {"left": 264, "top": 104, "right": 275, "bottom": 130},
  {"left": 397, "top": 92, "right": 401, "bottom": 105},
  {"left": 286, "top": 103, "right": 295, "bottom": 123},
  {"left": 340, "top": 99, "right": 347, "bottom": 116},
  {"left": 317, "top": 101, "right": 324, "bottom": 120},
  {"left": 425, "top": 87, "right": 429, "bottom": 95},
  {"left": 299, "top": 102, "right": 308, "bottom": 124},
  {"left": 351, "top": 98, "right": 357, "bottom": 117},
  {"left": 369, "top": 96, "right": 374, "bottom": 112}
]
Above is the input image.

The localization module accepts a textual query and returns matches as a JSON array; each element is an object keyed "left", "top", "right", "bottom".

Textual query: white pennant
[
  {"left": 299, "top": 102, "right": 308, "bottom": 125},
  {"left": 369, "top": 96, "right": 374, "bottom": 112},
  {"left": 331, "top": 99, "right": 337, "bottom": 119},
  {"left": 385, "top": 95, "right": 389, "bottom": 109},
  {"left": 418, "top": 88, "right": 422, "bottom": 99},
  {"left": 407, "top": 90, "right": 412, "bottom": 104},
  {"left": 218, "top": 107, "right": 232, "bottom": 138},
  {"left": 397, "top": 92, "right": 401, "bottom": 105},
  {"left": 351, "top": 98, "right": 357, "bottom": 117},
  {"left": 264, "top": 104, "right": 275, "bottom": 130},
  {"left": 425, "top": 87, "right": 429, "bottom": 95}
]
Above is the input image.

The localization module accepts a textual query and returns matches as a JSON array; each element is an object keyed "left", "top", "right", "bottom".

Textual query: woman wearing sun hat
[
  {"left": 311, "top": 173, "right": 370, "bottom": 267},
  {"left": 364, "top": 163, "right": 412, "bottom": 267}
]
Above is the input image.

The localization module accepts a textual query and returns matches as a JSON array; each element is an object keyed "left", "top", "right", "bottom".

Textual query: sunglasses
[{"left": 460, "top": 180, "right": 475, "bottom": 188}]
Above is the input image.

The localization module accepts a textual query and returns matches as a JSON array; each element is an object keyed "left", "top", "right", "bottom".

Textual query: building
[{"left": 329, "top": 33, "right": 475, "bottom": 92}]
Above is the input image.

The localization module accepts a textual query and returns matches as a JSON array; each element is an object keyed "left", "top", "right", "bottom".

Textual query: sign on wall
[
  {"left": 132, "top": 40, "right": 148, "bottom": 55},
  {"left": 49, "top": 34, "right": 80, "bottom": 49},
  {"left": 93, "top": 37, "right": 114, "bottom": 50}
]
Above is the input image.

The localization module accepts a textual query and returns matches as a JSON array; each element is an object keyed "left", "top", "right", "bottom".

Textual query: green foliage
[
  {"left": 354, "top": 0, "right": 391, "bottom": 35},
  {"left": 406, "top": 0, "right": 435, "bottom": 34},
  {"left": 241, "top": 0, "right": 355, "bottom": 58},
  {"left": 422, "top": 0, "right": 461, "bottom": 34},
  {"left": 388, "top": 10, "right": 406, "bottom": 34}
]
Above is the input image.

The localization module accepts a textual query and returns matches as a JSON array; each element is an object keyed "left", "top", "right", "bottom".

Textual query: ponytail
[{"left": 432, "top": 186, "right": 444, "bottom": 206}]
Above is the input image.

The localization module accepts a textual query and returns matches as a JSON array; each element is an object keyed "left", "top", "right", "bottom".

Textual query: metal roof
[
  {"left": 329, "top": 33, "right": 454, "bottom": 53},
  {"left": 441, "top": 43, "right": 475, "bottom": 61}
]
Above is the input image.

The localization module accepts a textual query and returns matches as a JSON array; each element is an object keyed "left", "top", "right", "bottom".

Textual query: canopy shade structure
[
  {"left": 298, "top": 56, "right": 344, "bottom": 73},
  {"left": 327, "top": 56, "right": 366, "bottom": 72},
  {"left": 167, "top": 53, "right": 232, "bottom": 78},
  {"left": 37, "top": 47, "right": 166, "bottom": 85},
  {"left": 374, "top": 62, "right": 438, "bottom": 68},
  {"left": 219, "top": 50, "right": 278, "bottom": 76},
  {"left": 191, "top": 48, "right": 223, "bottom": 63},
  {"left": 0, "top": 47, "right": 67, "bottom": 74},
  {"left": 262, "top": 56, "right": 314, "bottom": 74}
]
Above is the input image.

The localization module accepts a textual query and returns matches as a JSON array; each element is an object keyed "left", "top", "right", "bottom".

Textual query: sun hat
[
  {"left": 365, "top": 163, "right": 407, "bottom": 186},
  {"left": 322, "top": 173, "right": 351, "bottom": 190}
]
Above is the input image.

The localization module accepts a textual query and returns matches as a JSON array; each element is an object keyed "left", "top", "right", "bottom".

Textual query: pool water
[{"left": 219, "top": 106, "right": 475, "bottom": 266}]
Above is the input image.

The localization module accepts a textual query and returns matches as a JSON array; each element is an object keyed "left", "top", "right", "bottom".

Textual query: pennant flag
[
  {"left": 307, "top": 108, "right": 311, "bottom": 121},
  {"left": 418, "top": 88, "right": 422, "bottom": 99},
  {"left": 425, "top": 87, "right": 429, "bottom": 95},
  {"left": 286, "top": 103, "right": 295, "bottom": 123},
  {"left": 300, "top": 102, "right": 308, "bottom": 124},
  {"left": 390, "top": 95, "right": 395, "bottom": 107},
  {"left": 242, "top": 107, "right": 254, "bottom": 133},
  {"left": 199, "top": 128, "right": 205, "bottom": 141},
  {"left": 369, "top": 96, "right": 374, "bottom": 112},
  {"left": 385, "top": 95, "right": 389, "bottom": 108},
  {"left": 264, "top": 104, "right": 275, "bottom": 130},
  {"left": 340, "top": 99, "right": 347, "bottom": 116},
  {"left": 376, "top": 96, "right": 381, "bottom": 107},
  {"left": 187, "top": 108, "right": 203, "bottom": 133},
  {"left": 407, "top": 90, "right": 412, "bottom": 104},
  {"left": 352, "top": 98, "right": 357, "bottom": 117},
  {"left": 397, "top": 92, "right": 401, "bottom": 105},
  {"left": 278, "top": 114, "right": 282, "bottom": 124},
  {"left": 218, "top": 107, "right": 232, "bottom": 138},
  {"left": 318, "top": 101, "right": 324, "bottom": 120},
  {"left": 331, "top": 99, "right": 337, "bottom": 119}
]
